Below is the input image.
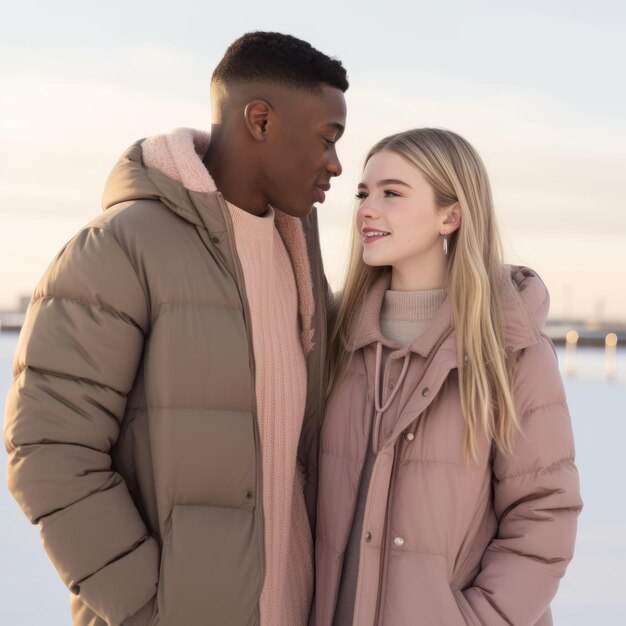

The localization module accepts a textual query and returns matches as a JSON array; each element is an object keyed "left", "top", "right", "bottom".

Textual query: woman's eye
[
  {"left": 355, "top": 191, "right": 368, "bottom": 200},
  {"left": 384, "top": 190, "right": 399, "bottom": 198}
]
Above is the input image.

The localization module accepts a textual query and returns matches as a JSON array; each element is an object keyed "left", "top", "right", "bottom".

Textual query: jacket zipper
[
  {"left": 301, "top": 211, "right": 326, "bottom": 540},
  {"left": 310, "top": 213, "right": 327, "bottom": 438},
  {"left": 373, "top": 443, "right": 400, "bottom": 626},
  {"left": 372, "top": 328, "right": 454, "bottom": 625},
  {"left": 217, "top": 193, "right": 264, "bottom": 625}
]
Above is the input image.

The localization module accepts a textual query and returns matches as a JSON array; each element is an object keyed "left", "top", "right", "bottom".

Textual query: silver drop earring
[{"left": 442, "top": 233, "right": 448, "bottom": 256}]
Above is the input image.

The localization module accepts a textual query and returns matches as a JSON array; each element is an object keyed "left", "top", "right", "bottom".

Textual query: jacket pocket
[
  {"left": 123, "top": 596, "right": 156, "bottom": 626},
  {"left": 151, "top": 504, "right": 261, "bottom": 625}
]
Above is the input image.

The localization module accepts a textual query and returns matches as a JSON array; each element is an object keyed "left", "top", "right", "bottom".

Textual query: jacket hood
[
  {"left": 501, "top": 265, "right": 550, "bottom": 350},
  {"left": 101, "top": 128, "right": 215, "bottom": 228},
  {"left": 348, "top": 265, "right": 550, "bottom": 355}
]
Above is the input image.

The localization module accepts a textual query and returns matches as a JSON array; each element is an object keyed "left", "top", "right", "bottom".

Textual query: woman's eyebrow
[{"left": 357, "top": 179, "right": 413, "bottom": 190}]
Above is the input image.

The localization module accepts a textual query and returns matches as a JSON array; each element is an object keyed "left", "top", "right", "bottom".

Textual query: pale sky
[{"left": 1, "top": 0, "right": 625, "bottom": 320}]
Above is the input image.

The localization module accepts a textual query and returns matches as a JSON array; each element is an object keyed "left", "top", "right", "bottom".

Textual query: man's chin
[{"left": 274, "top": 202, "right": 314, "bottom": 219}]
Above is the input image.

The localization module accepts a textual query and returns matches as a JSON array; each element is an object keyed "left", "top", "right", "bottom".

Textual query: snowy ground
[{"left": 1, "top": 334, "right": 624, "bottom": 625}]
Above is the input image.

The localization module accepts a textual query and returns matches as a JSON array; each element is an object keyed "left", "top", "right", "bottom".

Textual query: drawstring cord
[{"left": 372, "top": 341, "right": 411, "bottom": 454}]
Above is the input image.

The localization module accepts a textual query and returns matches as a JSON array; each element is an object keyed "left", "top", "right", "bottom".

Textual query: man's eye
[{"left": 324, "top": 138, "right": 336, "bottom": 147}]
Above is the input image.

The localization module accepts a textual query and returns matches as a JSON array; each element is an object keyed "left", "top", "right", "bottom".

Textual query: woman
[{"left": 313, "top": 129, "right": 582, "bottom": 626}]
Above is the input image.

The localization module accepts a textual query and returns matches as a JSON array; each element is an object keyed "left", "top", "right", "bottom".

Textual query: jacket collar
[
  {"left": 347, "top": 272, "right": 453, "bottom": 357},
  {"left": 346, "top": 265, "right": 549, "bottom": 357}
]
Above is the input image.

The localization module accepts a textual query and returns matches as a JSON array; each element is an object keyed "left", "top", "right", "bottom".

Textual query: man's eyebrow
[
  {"left": 325, "top": 122, "right": 345, "bottom": 135},
  {"left": 357, "top": 179, "right": 413, "bottom": 189}
]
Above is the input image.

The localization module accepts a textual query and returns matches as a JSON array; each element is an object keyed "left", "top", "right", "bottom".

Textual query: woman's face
[{"left": 356, "top": 150, "right": 447, "bottom": 281}]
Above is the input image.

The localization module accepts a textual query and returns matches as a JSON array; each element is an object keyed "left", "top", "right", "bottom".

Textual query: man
[{"left": 4, "top": 32, "right": 347, "bottom": 626}]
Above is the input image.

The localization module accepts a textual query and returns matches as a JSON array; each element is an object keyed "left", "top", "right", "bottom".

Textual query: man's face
[{"left": 262, "top": 84, "right": 347, "bottom": 218}]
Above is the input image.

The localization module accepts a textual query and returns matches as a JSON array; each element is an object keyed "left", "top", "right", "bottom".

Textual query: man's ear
[
  {"left": 243, "top": 99, "right": 272, "bottom": 141},
  {"left": 442, "top": 202, "right": 462, "bottom": 234}
]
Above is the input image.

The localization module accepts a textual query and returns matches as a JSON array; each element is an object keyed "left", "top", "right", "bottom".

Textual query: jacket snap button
[
  {"left": 211, "top": 236, "right": 220, "bottom": 244},
  {"left": 421, "top": 387, "right": 430, "bottom": 397},
  {"left": 393, "top": 536, "right": 405, "bottom": 547},
  {"left": 404, "top": 431, "right": 414, "bottom": 442},
  {"left": 388, "top": 381, "right": 395, "bottom": 389},
  {"left": 364, "top": 531, "right": 372, "bottom": 543}
]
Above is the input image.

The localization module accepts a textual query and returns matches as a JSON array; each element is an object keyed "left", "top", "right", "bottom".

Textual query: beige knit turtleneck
[{"left": 380, "top": 288, "right": 448, "bottom": 348}]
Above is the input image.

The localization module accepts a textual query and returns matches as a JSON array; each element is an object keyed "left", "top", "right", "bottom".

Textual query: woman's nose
[{"left": 357, "top": 199, "right": 378, "bottom": 221}]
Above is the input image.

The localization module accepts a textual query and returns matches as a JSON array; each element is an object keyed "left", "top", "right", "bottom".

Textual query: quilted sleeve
[
  {"left": 457, "top": 335, "right": 583, "bottom": 625},
  {"left": 4, "top": 226, "right": 159, "bottom": 626}
]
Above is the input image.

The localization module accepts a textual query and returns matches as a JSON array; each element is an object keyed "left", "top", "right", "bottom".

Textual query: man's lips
[{"left": 315, "top": 183, "right": 330, "bottom": 203}]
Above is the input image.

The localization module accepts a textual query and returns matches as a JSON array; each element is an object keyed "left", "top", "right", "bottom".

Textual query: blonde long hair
[{"left": 327, "top": 128, "right": 519, "bottom": 460}]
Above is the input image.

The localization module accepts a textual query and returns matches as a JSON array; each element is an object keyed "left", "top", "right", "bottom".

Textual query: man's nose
[{"left": 327, "top": 151, "right": 342, "bottom": 178}]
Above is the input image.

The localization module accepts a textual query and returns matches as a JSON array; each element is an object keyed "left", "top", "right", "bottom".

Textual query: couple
[{"left": 4, "top": 32, "right": 582, "bottom": 626}]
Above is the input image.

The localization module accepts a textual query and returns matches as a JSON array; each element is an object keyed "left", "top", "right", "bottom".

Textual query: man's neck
[{"left": 203, "top": 131, "right": 269, "bottom": 216}]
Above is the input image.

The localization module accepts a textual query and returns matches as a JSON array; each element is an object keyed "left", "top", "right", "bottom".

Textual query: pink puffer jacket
[{"left": 313, "top": 267, "right": 582, "bottom": 626}]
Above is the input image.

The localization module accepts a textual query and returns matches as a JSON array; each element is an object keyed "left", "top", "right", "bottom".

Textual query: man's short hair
[{"left": 212, "top": 31, "right": 349, "bottom": 93}]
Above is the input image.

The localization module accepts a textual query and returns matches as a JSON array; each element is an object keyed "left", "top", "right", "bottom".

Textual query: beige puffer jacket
[
  {"left": 313, "top": 267, "right": 582, "bottom": 626},
  {"left": 4, "top": 140, "right": 329, "bottom": 626}
]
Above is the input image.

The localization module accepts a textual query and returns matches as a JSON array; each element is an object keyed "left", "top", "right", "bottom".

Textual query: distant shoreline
[{"left": 2, "top": 323, "right": 624, "bottom": 348}]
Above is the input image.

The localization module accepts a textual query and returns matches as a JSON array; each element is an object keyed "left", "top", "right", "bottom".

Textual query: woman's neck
[{"left": 390, "top": 258, "right": 448, "bottom": 291}]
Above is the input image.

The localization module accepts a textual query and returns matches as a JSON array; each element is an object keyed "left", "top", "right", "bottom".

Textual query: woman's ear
[
  {"left": 441, "top": 202, "right": 461, "bottom": 234},
  {"left": 243, "top": 99, "right": 272, "bottom": 141}
]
